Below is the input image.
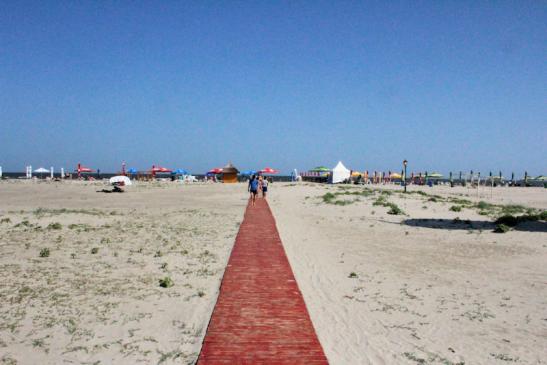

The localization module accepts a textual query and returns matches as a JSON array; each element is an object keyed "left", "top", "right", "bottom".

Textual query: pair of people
[{"left": 248, "top": 175, "right": 269, "bottom": 206}]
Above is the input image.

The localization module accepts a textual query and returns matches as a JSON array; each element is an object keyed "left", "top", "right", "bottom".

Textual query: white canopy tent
[
  {"left": 34, "top": 167, "right": 50, "bottom": 179},
  {"left": 331, "top": 161, "right": 351, "bottom": 184}
]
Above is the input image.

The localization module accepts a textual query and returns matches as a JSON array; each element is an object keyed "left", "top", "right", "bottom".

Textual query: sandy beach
[
  {"left": 1, "top": 180, "right": 546, "bottom": 364},
  {"left": 270, "top": 183, "right": 547, "bottom": 364},
  {"left": 0, "top": 181, "right": 246, "bottom": 365}
]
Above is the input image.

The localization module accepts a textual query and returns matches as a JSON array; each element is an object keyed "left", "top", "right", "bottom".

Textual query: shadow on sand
[{"left": 403, "top": 218, "right": 547, "bottom": 233}]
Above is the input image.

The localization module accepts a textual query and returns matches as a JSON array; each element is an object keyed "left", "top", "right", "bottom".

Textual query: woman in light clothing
[{"left": 261, "top": 176, "right": 269, "bottom": 198}]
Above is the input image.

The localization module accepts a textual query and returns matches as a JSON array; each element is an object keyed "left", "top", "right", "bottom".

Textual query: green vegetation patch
[
  {"left": 494, "top": 224, "right": 512, "bottom": 233},
  {"left": 387, "top": 203, "right": 405, "bottom": 215},
  {"left": 449, "top": 205, "right": 462, "bottom": 212},
  {"left": 321, "top": 189, "right": 373, "bottom": 205},
  {"left": 159, "top": 277, "right": 174, "bottom": 288},
  {"left": 33, "top": 207, "right": 115, "bottom": 217},
  {"left": 39, "top": 248, "right": 50, "bottom": 258},
  {"left": 47, "top": 222, "right": 62, "bottom": 230}
]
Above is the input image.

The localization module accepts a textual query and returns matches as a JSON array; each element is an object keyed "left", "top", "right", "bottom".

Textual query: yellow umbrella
[
  {"left": 351, "top": 171, "right": 362, "bottom": 177},
  {"left": 390, "top": 172, "right": 402, "bottom": 179}
]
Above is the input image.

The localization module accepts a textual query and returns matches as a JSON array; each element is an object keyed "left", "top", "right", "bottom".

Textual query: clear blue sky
[{"left": 1, "top": 1, "right": 545, "bottom": 175}]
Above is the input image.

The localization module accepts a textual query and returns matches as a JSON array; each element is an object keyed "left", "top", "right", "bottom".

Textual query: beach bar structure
[{"left": 221, "top": 162, "right": 239, "bottom": 183}]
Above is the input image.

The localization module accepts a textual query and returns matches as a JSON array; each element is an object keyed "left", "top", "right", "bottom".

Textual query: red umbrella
[
  {"left": 76, "top": 163, "right": 94, "bottom": 173},
  {"left": 151, "top": 166, "right": 172, "bottom": 173},
  {"left": 208, "top": 168, "right": 223, "bottom": 174},
  {"left": 261, "top": 167, "right": 279, "bottom": 174}
]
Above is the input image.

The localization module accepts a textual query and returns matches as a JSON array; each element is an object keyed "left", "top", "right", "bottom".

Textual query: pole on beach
[
  {"left": 490, "top": 171, "right": 494, "bottom": 199},
  {"left": 0, "top": 166, "right": 2, "bottom": 178},
  {"left": 524, "top": 171, "right": 528, "bottom": 187},
  {"left": 470, "top": 170, "right": 473, "bottom": 186},
  {"left": 403, "top": 160, "right": 408, "bottom": 193},
  {"left": 61, "top": 168, "right": 64, "bottom": 179},
  {"left": 511, "top": 172, "right": 514, "bottom": 185},
  {"left": 51, "top": 167, "right": 54, "bottom": 179},
  {"left": 477, "top": 172, "right": 480, "bottom": 198}
]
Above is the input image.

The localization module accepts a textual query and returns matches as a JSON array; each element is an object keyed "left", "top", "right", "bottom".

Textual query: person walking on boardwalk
[
  {"left": 248, "top": 175, "right": 259, "bottom": 206},
  {"left": 261, "top": 175, "right": 269, "bottom": 199}
]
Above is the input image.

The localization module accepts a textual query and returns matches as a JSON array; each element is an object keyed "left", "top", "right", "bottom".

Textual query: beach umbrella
[
  {"left": 390, "top": 172, "right": 402, "bottom": 179},
  {"left": 109, "top": 176, "right": 132, "bottom": 186},
  {"left": 76, "top": 164, "right": 94, "bottom": 178},
  {"left": 151, "top": 166, "right": 172, "bottom": 173},
  {"left": 534, "top": 175, "right": 547, "bottom": 181},
  {"left": 261, "top": 167, "right": 279, "bottom": 174},
  {"left": 34, "top": 167, "right": 50, "bottom": 179},
  {"left": 240, "top": 170, "right": 257, "bottom": 176},
  {"left": 208, "top": 168, "right": 223, "bottom": 174},
  {"left": 428, "top": 172, "right": 443, "bottom": 179},
  {"left": 173, "top": 169, "right": 188, "bottom": 175},
  {"left": 77, "top": 165, "right": 93, "bottom": 173},
  {"left": 127, "top": 168, "right": 138, "bottom": 174},
  {"left": 310, "top": 166, "right": 330, "bottom": 172}
]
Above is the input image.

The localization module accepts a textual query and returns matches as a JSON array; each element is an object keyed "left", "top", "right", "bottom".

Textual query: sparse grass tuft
[
  {"left": 322, "top": 192, "right": 336, "bottom": 203},
  {"left": 500, "top": 204, "right": 528, "bottom": 215},
  {"left": 0, "top": 217, "right": 11, "bottom": 224},
  {"left": 15, "top": 220, "right": 31, "bottom": 228},
  {"left": 47, "top": 222, "right": 62, "bottom": 230},
  {"left": 39, "top": 248, "right": 50, "bottom": 258},
  {"left": 449, "top": 205, "right": 462, "bottom": 212},
  {"left": 90, "top": 247, "right": 99, "bottom": 254},
  {"left": 348, "top": 272, "right": 358, "bottom": 278},
  {"left": 490, "top": 353, "right": 518, "bottom": 362},
  {"left": 159, "top": 277, "right": 174, "bottom": 288},
  {"left": 387, "top": 203, "right": 405, "bottom": 215},
  {"left": 494, "top": 224, "right": 512, "bottom": 233},
  {"left": 495, "top": 212, "right": 545, "bottom": 228},
  {"left": 477, "top": 201, "right": 495, "bottom": 211}
]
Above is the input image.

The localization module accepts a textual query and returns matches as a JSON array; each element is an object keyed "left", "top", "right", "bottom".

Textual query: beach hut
[
  {"left": 221, "top": 163, "right": 239, "bottom": 183},
  {"left": 331, "top": 161, "right": 351, "bottom": 184}
]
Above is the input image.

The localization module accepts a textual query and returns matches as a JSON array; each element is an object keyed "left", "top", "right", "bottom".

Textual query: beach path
[{"left": 197, "top": 198, "right": 328, "bottom": 364}]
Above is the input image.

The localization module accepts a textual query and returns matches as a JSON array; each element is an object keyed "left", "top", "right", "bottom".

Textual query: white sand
[
  {"left": 2, "top": 180, "right": 546, "bottom": 365},
  {"left": 0, "top": 180, "right": 246, "bottom": 365},
  {"left": 269, "top": 183, "right": 547, "bottom": 365}
]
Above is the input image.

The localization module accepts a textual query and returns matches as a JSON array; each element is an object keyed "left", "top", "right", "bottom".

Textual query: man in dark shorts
[{"left": 248, "top": 175, "right": 259, "bottom": 206}]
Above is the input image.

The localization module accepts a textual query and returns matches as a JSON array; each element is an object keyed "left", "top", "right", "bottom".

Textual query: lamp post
[{"left": 403, "top": 160, "right": 408, "bottom": 193}]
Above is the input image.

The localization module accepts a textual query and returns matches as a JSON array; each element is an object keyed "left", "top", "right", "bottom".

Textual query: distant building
[{"left": 222, "top": 162, "right": 239, "bottom": 183}]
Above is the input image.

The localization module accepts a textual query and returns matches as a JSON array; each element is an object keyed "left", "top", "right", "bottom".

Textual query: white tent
[
  {"left": 34, "top": 167, "right": 50, "bottom": 179},
  {"left": 331, "top": 161, "right": 351, "bottom": 184}
]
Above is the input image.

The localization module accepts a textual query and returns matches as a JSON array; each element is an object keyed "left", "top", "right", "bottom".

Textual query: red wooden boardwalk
[{"left": 197, "top": 198, "right": 328, "bottom": 364}]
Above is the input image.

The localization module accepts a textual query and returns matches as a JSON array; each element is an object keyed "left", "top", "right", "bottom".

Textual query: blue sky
[{"left": 1, "top": 1, "right": 545, "bottom": 175}]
